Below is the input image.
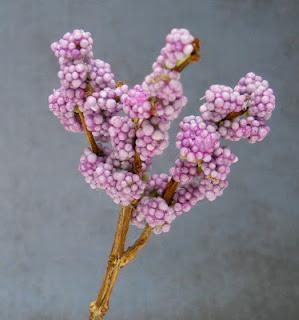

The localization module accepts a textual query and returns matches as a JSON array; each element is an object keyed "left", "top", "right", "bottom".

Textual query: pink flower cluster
[
  {"left": 171, "top": 72, "right": 275, "bottom": 215},
  {"left": 49, "top": 88, "right": 82, "bottom": 132},
  {"left": 200, "top": 85, "right": 246, "bottom": 122},
  {"left": 50, "top": 29, "right": 275, "bottom": 235},
  {"left": 51, "top": 29, "right": 93, "bottom": 61},
  {"left": 49, "top": 29, "right": 122, "bottom": 140},
  {"left": 176, "top": 115, "right": 220, "bottom": 163},
  {"left": 154, "top": 28, "right": 196, "bottom": 69},
  {"left": 132, "top": 197, "right": 176, "bottom": 234}
]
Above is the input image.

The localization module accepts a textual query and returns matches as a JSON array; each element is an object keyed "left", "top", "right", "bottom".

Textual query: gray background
[{"left": 0, "top": 0, "right": 298, "bottom": 319}]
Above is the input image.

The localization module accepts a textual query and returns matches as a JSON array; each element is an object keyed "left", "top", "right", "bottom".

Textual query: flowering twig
[
  {"left": 49, "top": 28, "right": 274, "bottom": 320},
  {"left": 89, "top": 34, "right": 201, "bottom": 319}
]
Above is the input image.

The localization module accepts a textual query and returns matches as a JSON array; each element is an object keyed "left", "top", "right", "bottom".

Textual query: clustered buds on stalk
[{"left": 49, "top": 28, "right": 275, "bottom": 236}]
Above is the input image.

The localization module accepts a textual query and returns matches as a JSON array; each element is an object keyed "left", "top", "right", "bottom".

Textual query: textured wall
[{"left": 0, "top": 0, "right": 298, "bottom": 319}]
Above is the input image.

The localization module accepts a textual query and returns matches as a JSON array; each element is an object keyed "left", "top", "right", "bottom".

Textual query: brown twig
[
  {"left": 89, "top": 206, "right": 134, "bottom": 320},
  {"left": 120, "top": 225, "right": 152, "bottom": 267},
  {"left": 90, "top": 178, "right": 180, "bottom": 319},
  {"left": 163, "top": 178, "right": 180, "bottom": 205},
  {"left": 77, "top": 109, "right": 101, "bottom": 156},
  {"left": 216, "top": 109, "right": 248, "bottom": 126},
  {"left": 216, "top": 95, "right": 251, "bottom": 126}
]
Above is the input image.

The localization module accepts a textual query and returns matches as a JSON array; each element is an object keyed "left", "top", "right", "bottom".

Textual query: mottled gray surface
[{"left": 0, "top": 0, "right": 298, "bottom": 319}]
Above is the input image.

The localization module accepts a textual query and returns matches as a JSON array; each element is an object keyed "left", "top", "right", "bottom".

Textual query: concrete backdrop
[{"left": 0, "top": 0, "right": 298, "bottom": 319}]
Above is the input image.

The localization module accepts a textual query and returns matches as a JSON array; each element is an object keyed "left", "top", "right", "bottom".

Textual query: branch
[
  {"left": 163, "top": 178, "right": 180, "bottom": 205},
  {"left": 90, "top": 206, "right": 134, "bottom": 320},
  {"left": 120, "top": 225, "right": 152, "bottom": 267},
  {"left": 77, "top": 109, "right": 102, "bottom": 156}
]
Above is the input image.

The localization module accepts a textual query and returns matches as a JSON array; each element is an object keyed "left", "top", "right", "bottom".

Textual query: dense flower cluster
[
  {"left": 154, "top": 28, "right": 196, "bottom": 69},
  {"left": 49, "top": 29, "right": 120, "bottom": 140},
  {"left": 79, "top": 148, "right": 106, "bottom": 189},
  {"left": 49, "top": 88, "right": 83, "bottom": 132},
  {"left": 88, "top": 58, "right": 116, "bottom": 90},
  {"left": 104, "top": 171, "right": 146, "bottom": 206},
  {"left": 218, "top": 116, "right": 270, "bottom": 143},
  {"left": 51, "top": 29, "right": 93, "bottom": 61},
  {"left": 173, "top": 182, "right": 205, "bottom": 214},
  {"left": 109, "top": 116, "right": 136, "bottom": 161},
  {"left": 132, "top": 197, "right": 176, "bottom": 234},
  {"left": 201, "top": 147, "right": 238, "bottom": 182},
  {"left": 135, "top": 117, "right": 170, "bottom": 162},
  {"left": 176, "top": 115, "right": 220, "bottom": 163},
  {"left": 170, "top": 71, "right": 275, "bottom": 217},
  {"left": 122, "top": 85, "right": 152, "bottom": 119},
  {"left": 50, "top": 29, "right": 275, "bottom": 236},
  {"left": 200, "top": 85, "right": 246, "bottom": 122},
  {"left": 170, "top": 160, "right": 198, "bottom": 184},
  {"left": 145, "top": 173, "right": 171, "bottom": 196}
]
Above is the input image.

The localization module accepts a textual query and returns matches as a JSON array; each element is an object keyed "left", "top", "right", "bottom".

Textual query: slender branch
[
  {"left": 77, "top": 109, "right": 101, "bottom": 156},
  {"left": 120, "top": 225, "right": 152, "bottom": 267},
  {"left": 90, "top": 206, "right": 134, "bottom": 320},
  {"left": 216, "top": 109, "right": 248, "bottom": 126}
]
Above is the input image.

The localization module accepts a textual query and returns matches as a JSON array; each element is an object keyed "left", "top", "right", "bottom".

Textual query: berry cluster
[
  {"left": 200, "top": 85, "right": 246, "bottom": 122},
  {"left": 154, "top": 28, "right": 197, "bottom": 69},
  {"left": 176, "top": 115, "right": 220, "bottom": 163},
  {"left": 50, "top": 29, "right": 275, "bottom": 235},
  {"left": 49, "top": 87, "right": 83, "bottom": 132},
  {"left": 171, "top": 72, "right": 275, "bottom": 215},
  {"left": 132, "top": 197, "right": 176, "bottom": 234},
  {"left": 49, "top": 29, "right": 122, "bottom": 141},
  {"left": 51, "top": 29, "right": 93, "bottom": 61}
]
